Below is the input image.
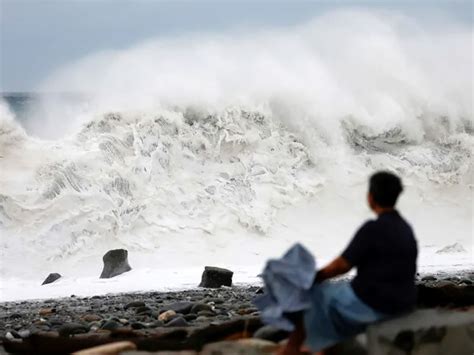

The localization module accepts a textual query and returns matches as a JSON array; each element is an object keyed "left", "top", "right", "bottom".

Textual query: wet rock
[
  {"left": 99, "top": 249, "right": 132, "bottom": 279},
  {"left": 42, "top": 273, "right": 62, "bottom": 285},
  {"left": 421, "top": 275, "right": 437, "bottom": 282},
  {"left": 190, "top": 303, "right": 213, "bottom": 314},
  {"left": 196, "top": 316, "right": 210, "bottom": 322},
  {"left": 124, "top": 301, "right": 146, "bottom": 310},
  {"left": 80, "top": 314, "right": 102, "bottom": 322},
  {"left": 159, "top": 310, "right": 177, "bottom": 322},
  {"left": 199, "top": 266, "right": 233, "bottom": 288},
  {"left": 162, "top": 302, "right": 194, "bottom": 314},
  {"left": 436, "top": 280, "right": 456, "bottom": 287},
  {"left": 38, "top": 308, "right": 56, "bottom": 316},
  {"left": 89, "top": 321, "right": 101, "bottom": 332},
  {"left": 204, "top": 298, "right": 225, "bottom": 305},
  {"left": 197, "top": 310, "right": 216, "bottom": 317},
  {"left": 18, "top": 329, "right": 31, "bottom": 338},
  {"left": 7, "top": 330, "right": 21, "bottom": 339},
  {"left": 101, "top": 320, "right": 121, "bottom": 331},
  {"left": 135, "top": 306, "right": 153, "bottom": 315},
  {"left": 5, "top": 332, "right": 18, "bottom": 340},
  {"left": 184, "top": 314, "right": 197, "bottom": 322},
  {"left": 417, "top": 283, "right": 474, "bottom": 307},
  {"left": 253, "top": 325, "right": 289, "bottom": 342},
  {"left": 58, "top": 323, "right": 89, "bottom": 337},
  {"left": 436, "top": 243, "right": 467, "bottom": 254},
  {"left": 151, "top": 320, "right": 164, "bottom": 328},
  {"left": 165, "top": 316, "right": 189, "bottom": 327},
  {"left": 131, "top": 322, "right": 148, "bottom": 329}
]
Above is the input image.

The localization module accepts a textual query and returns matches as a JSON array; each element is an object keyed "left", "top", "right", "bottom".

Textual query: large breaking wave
[{"left": 0, "top": 10, "right": 472, "bottom": 283}]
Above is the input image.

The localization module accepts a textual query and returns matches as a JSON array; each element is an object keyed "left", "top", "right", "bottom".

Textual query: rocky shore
[{"left": 1, "top": 272, "right": 473, "bottom": 354}]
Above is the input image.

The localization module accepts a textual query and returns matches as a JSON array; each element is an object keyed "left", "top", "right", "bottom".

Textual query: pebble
[
  {"left": 124, "top": 301, "right": 146, "bottom": 310},
  {"left": 58, "top": 323, "right": 89, "bottom": 337},
  {"left": 135, "top": 306, "right": 153, "bottom": 315},
  {"left": 191, "top": 303, "right": 214, "bottom": 314},
  {"left": 197, "top": 311, "right": 216, "bottom": 317},
  {"left": 165, "top": 316, "right": 189, "bottom": 327},
  {"left": 101, "top": 320, "right": 121, "bottom": 331},
  {"left": 38, "top": 308, "right": 56, "bottom": 316},
  {"left": 162, "top": 302, "right": 194, "bottom": 315},
  {"left": 184, "top": 314, "right": 197, "bottom": 321},
  {"left": 18, "top": 329, "right": 31, "bottom": 338},
  {"left": 5, "top": 332, "right": 16, "bottom": 340},
  {"left": 81, "top": 314, "right": 102, "bottom": 322},
  {"left": 159, "top": 310, "right": 177, "bottom": 322},
  {"left": 130, "top": 322, "right": 147, "bottom": 329}
]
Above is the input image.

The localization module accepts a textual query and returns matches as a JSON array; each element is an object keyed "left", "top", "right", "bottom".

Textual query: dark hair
[{"left": 369, "top": 171, "right": 403, "bottom": 208}]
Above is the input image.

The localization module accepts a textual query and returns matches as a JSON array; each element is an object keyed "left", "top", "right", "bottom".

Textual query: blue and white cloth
[
  {"left": 254, "top": 243, "right": 388, "bottom": 351},
  {"left": 303, "top": 281, "right": 388, "bottom": 351},
  {"left": 253, "top": 243, "right": 316, "bottom": 331}
]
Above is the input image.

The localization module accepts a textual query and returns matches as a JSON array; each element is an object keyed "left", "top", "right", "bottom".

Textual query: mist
[{"left": 27, "top": 9, "right": 472, "bottom": 141}]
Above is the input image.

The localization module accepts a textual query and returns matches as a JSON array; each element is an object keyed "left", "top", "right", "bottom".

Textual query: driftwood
[
  {"left": 1, "top": 317, "right": 262, "bottom": 354},
  {"left": 72, "top": 341, "right": 137, "bottom": 355},
  {"left": 135, "top": 317, "right": 263, "bottom": 352}
]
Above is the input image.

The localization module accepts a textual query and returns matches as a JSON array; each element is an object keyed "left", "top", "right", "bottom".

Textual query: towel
[{"left": 253, "top": 243, "right": 317, "bottom": 331}]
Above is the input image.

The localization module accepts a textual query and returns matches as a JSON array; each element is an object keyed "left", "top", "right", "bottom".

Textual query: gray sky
[{"left": 0, "top": 0, "right": 472, "bottom": 92}]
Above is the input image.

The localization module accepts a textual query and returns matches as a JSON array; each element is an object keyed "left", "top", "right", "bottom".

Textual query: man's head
[{"left": 368, "top": 171, "right": 403, "bottom": 212}]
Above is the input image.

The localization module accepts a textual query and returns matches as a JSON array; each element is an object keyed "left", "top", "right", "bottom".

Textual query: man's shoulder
[
  {"left": 358, "top": 219, "right": 377, "bottom": 231},
  {"left": 354, "top": 219, "right": 377, "bottom": 238}
]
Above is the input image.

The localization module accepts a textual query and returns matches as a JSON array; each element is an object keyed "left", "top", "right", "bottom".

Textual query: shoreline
[
  {"left": 1, "top": 266, "right": 472, "bottom": 304},
  {"left": 1, "top": 268, "right": 473, "bottom": 304},
  {"left": 1, "top": 271, "right": 473, "bottom": 354}
]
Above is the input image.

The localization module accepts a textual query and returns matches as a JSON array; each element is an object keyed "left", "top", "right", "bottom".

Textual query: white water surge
[{"left": 0, "top": 10, "right": 472, "bottom": 301}]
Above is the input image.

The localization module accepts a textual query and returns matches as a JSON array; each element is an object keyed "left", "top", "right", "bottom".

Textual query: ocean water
[{"left": 0, "top": 9, "right": 472, "bottom": 301}]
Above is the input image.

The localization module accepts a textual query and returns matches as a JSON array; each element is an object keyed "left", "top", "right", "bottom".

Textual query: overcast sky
[{"left": 0, "top": 0, "right": 472, "bottom": 92}]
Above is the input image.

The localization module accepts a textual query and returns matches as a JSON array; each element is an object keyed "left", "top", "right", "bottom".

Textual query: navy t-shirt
[{"left": 342, "top": 210, "right": 418, "bottom": 315}]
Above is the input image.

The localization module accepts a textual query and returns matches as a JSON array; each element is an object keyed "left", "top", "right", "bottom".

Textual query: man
[{"left": 282, "top": 171, "right": 418, "bottom": 355}]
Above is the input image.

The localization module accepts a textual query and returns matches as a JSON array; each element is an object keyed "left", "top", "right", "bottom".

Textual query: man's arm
[{"left": 314, "top": 256, "right": 352, "bottom": 284}]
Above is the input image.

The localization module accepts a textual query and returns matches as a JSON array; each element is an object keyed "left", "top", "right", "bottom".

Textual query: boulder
[
  {"left": 42, "top": 273, "right": 62, "bottom": 285},
  {"left": 99, "top": 249, "right": 132, "bottom": 279},
  {"left": 199, "top": 266, "right": 233, "bottom": 288}
]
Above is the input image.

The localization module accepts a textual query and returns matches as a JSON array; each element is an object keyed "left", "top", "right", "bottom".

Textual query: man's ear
[{"left": 368, "top": 192, "right": 376, "bottom": 211}]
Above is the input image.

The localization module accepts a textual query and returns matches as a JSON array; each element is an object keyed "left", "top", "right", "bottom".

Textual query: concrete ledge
[{"left": 367, "top": 309, "right": 474, "bottom": 355}]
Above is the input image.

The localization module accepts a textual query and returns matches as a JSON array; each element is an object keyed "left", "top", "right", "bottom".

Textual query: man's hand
[{"left": 314, "top": 256, "right": 352, "bottom": 284}]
